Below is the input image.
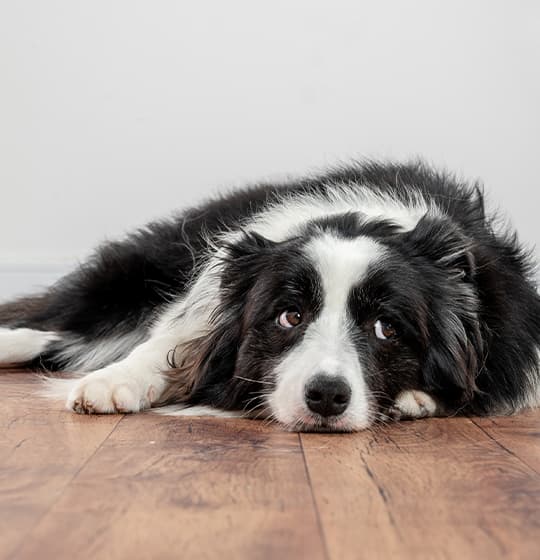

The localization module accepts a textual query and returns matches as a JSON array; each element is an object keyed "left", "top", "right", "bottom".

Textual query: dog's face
[{"left": 190, "top": 214, "right": 482, "bottom": 431}]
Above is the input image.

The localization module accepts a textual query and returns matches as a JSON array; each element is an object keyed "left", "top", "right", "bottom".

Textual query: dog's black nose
[{"left": 304, "top": 374, "right": 351, "bottom": 417}]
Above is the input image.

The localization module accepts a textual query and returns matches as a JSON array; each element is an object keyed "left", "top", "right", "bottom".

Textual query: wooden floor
[{"left": 1, "top": 371, "right": 539, "bottom": 560}]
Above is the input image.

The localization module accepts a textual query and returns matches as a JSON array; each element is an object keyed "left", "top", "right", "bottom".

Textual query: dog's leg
[
  {"left": 388, "top": 390, "right": 439, "bottom": 420},
  {"left": 60, "top": 282, "right": 215, "bottom": 414},
  {"left": 0, "top": 327, "right": 59, "bottom": 365},
  {"left": 49, "top": 261, "right": 221, "bottom": 414}
]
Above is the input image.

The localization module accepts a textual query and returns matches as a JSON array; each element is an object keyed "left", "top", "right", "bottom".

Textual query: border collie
[{"left": 1, "top": 161, "right": 539, "bottom": 431}]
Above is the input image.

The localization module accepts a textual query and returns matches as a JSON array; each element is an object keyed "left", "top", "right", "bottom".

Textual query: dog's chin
[{"left": 282, "top": 412, "right": 360, "bottom": 433}]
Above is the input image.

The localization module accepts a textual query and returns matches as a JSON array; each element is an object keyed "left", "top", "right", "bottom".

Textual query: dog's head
[{"left": 182, "top": 212, "right": 485, "bottom": 431}]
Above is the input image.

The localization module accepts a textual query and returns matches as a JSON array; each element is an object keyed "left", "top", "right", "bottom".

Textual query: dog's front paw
[
  {"left": 67, "top": 367, "right": 154, "bottom": 414},
  {"left": 388, "top": 390, "right": 438, "bottom": 421}
]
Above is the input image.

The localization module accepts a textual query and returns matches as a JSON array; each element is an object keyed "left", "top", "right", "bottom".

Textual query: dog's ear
[
  {"left": 404, "top": 216, "right": 476, "bottom": 281},
  {"left": 403, "top": 216, "right": 483, "bottom": 403},
  {"left": 158, "top": 231, "right": 277, "bottom": 406},
  {"left": 219, "top": 231, "right": 278, "bottom": 299},
  {"left": 421, "top": 313, "right": 483, "bottom": 404}
]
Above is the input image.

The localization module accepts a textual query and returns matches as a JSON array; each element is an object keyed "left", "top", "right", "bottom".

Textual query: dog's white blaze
[
  {"left": 269, "top": 234, "right": 383, "bottom": 430},
  {"left": 0, "top": 328, "right": 58, "bottom": 364}
]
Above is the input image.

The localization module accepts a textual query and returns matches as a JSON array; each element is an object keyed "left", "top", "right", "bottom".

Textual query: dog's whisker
[{"left": 234, "top": 376, "right": 274, "bottom": 386}]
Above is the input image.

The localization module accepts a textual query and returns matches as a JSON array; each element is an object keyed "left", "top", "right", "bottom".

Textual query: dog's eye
[
  {"left": 374, "top": 319, "right": 397, "bottom": 340},
  {"left": 277, "top": 309, "right": 303, "bottom": 329}
]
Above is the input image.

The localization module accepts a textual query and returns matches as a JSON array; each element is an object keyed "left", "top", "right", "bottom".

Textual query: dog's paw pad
[
  {"left": 389, "top": 390, "right": 438, "bottom": 420},
  {"left": 71, "top": 398, "right": 86, "bottom": 415}
]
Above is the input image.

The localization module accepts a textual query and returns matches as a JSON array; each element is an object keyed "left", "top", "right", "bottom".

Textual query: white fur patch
[
  {"left": 153, "top": 405, "right": 246, "bottom": 418},
  {"left": 308, "top": 234, "right": 384, "bottom": 312},
  {"left": 522, "top": 348, "right": 540, "bottom": 409},
  {"left": 53, "top": 331, "right": 147, "bottom": 372},
  {"left": 268, "top": 234, "right": 383, "bottom": 431},
  {"left": 246, "top": 184, "right": 435, "bottom": 242},
  {"left": 66, "top": 360, "right": 164, "bottom": 414},
  {"left": 0, "top": 327, "right": 58, "bottom": 364},
  {"left": 393, "top": 390, "right": 438, "bottom": 418},
  {"left": 530, "top": 384, "right": 540, "bottom": 408},
  {"left": 43, "top": 330, "right": 179, "bottom": 413}
]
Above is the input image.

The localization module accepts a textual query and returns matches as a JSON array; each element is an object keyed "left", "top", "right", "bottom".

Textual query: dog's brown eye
[
  {"left": 278, "top": 309, "right": 302, "bottom": 329},
  {"left": 374, "top": 319, "right": 397, "bottom": 340}
]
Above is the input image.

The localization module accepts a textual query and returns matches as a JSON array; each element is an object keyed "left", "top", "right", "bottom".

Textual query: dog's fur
[{"left": 1, "top": 161, "right": 539, "bottom": 431}]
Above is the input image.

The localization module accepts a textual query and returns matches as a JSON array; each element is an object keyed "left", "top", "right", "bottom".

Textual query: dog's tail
[
  {"left": 0, "top": 291, "right": 63, "bottom": 368},
  {"left": 0, "top": 285, "right": 149, "bottom": 373},
  {"left": 0, "top": 293, "right": 54, "bottom": 329}
]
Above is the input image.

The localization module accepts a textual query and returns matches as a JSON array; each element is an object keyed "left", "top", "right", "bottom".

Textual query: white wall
[{"left": 1, "top": 0, "right": 539, "bottom": 299}]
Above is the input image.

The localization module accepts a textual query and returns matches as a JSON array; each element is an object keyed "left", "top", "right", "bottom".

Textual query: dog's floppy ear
[
  {"left": 404, "top": 215, "right": 476, "bottom": 281},
  {"left": 157, "top": 231, "right": 277, "bottom": 406},
  {"left": 403, "top": 216, "right": 483, "bottom": 404},
  {"left": 421, "top": 313, "right": 483, "bottom": 404},
  {"left": 218, "top": 231, "right": 278, "bottom": 298}
]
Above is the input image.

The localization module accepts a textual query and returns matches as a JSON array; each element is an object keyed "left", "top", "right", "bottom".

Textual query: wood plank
[
  {"left": 472, "top": 411, "right": 540, "bottom": 473},
  {"left": 4, "top": 370, "right": 540, "bottom": 560},
  {"left": 14, "top": 414, "right": 326, "bottom": 560},
  {"left": 0, "top": 371, "right": 123, "bottom": 560},
  {"left": 301, "top": 415, "right": 540, "bottom": 560}
]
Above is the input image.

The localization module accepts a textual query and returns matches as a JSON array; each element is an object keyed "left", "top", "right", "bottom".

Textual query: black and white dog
[{"left": 1, "top": 161, "right": 539, "bottom": 431}]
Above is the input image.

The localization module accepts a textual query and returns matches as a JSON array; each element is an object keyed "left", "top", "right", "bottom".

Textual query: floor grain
[
  {"left": 1, "top": 371, "right": 539, "bottom": 560},
  {"left": 301, "top": 418, "right": 540, "bottom": 560},
  {"left": 0, "top": 372, "right": 122, "bottom": 560}
]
